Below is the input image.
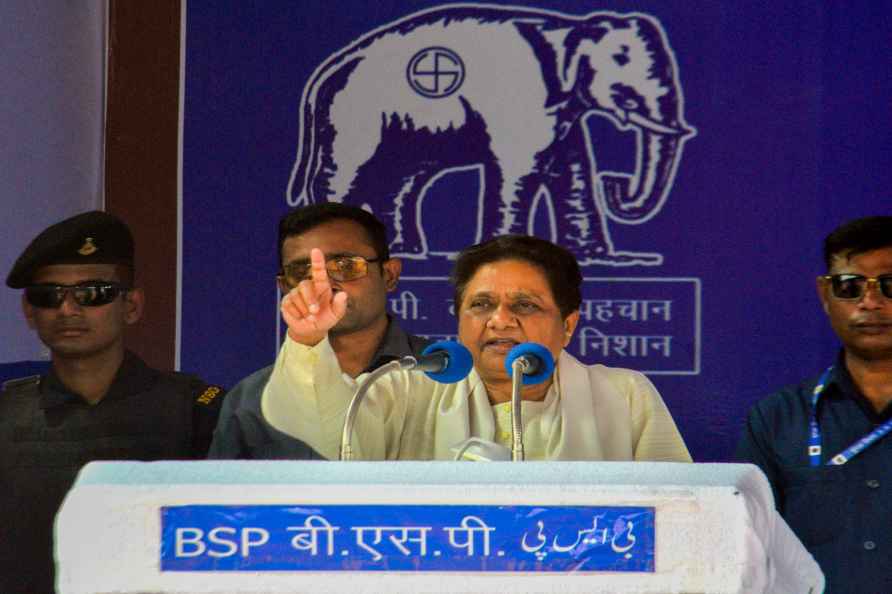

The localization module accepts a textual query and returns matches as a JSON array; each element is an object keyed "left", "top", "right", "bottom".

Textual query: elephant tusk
[{"left": 627, "top": 112, "right": 688, "bottom": 136}]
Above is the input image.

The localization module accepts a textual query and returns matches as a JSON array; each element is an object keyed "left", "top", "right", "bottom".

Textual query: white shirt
[{"left": 262, "top": 336, "right": 692, "bottom": 462}]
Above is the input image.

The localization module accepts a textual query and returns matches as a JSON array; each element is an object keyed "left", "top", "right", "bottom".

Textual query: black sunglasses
[
  {"left": 24, "top": 282, "right": 130, "bottom": 309},
  {"left": 821, "top": 274, "right": 892, "bottom": 300}
]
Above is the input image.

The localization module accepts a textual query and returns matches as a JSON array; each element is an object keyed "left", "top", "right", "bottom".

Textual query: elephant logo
[{"left": 287, "top": 3, "right": 695, "bottom": 266}]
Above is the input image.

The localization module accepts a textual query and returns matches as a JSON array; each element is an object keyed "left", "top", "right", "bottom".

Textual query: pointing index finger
[{"left": 310, "top": 248, "right": 330, "bottom": 289}]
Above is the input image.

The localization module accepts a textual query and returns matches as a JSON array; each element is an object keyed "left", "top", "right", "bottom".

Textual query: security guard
[{"left": 0, "top": 211, "right": 224, "bottom": 594}]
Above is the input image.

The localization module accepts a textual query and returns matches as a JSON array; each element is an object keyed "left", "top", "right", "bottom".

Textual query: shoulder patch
[
  {"left": 2, "top": 374, "right": 41, "bottom": 392},
  {"left": 195, "top": 385, "right": 223, "bottom": 406}
]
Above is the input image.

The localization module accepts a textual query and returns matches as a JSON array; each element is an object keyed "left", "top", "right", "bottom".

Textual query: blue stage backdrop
[{"left": 181, "top": 1, "right": 891, "bottom": 462}]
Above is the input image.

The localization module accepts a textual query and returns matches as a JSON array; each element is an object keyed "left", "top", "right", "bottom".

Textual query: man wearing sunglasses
[
  {"left": 0, "top": 211, "right": 224, "bottom": 594},
  {"left": 736, "top": 216, "right": 892, "bottom": 594},
  {"left": 208, "top": 203, "right": 430, "bottom": 460}
]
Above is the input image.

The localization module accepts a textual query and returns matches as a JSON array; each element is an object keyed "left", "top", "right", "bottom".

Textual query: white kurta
[{"left": 262, "top": 336, "right": 692, "bottom": 462}]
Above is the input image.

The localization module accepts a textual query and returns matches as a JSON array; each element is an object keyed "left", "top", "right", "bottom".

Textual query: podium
[{"left": 55, "top": 461, "right": 823, "bottom": 594}]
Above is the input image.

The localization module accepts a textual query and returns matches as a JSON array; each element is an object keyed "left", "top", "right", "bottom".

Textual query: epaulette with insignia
[
  {"left": 195, "top": 385, "right": 223, "bottom": 406},
  {"left": 2, "top": 374, "right": 41, "bottom": 392},
  {"left": 191, "top": 383, "right": 225, "bottom": 457}
]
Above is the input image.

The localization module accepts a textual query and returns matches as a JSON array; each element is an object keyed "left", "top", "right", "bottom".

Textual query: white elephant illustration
[{"left": 287, "top": 4, "right": 695, "bottom": 265}]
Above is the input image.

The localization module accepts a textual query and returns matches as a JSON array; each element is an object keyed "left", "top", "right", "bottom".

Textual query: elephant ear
[
  {"left": 514, "top": 20, "right": 612, "bottom": 109},
  {"left": 560, "top": 24, "right": 613, "bottom": 86}
]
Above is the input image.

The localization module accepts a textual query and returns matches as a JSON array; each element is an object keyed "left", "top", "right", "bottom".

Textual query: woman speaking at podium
[{"left": 262, "top": 235, "right": 691, "bottom": 462}]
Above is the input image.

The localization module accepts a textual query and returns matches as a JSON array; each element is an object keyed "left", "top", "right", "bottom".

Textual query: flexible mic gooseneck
[
  {"left": 504, "top": 343, "right": 556, "bottom": 462},
  {"left": 340, "top": 341, "right": 473, "bottom": 460}
]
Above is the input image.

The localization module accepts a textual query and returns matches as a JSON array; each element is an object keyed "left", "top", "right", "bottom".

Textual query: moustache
[
  {"left": 851, "top": 316, "right": 892, "bottom": 327},
  {"left": 52, "top": 320, "right": 90, "bottom": 332}
]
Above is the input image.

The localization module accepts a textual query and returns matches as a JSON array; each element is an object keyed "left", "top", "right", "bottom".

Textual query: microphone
[
  {"left": 504, "top": 343, "right": 556, "bottom": 462},
  {"left": 504, "top": 342, "right": 555, "bottom": 385},
  {"left": 340, "top": 341, "right": 472, "bottom": 460},
  {"left": 401, "top": 340, "right": 473, "bottom": 383}
]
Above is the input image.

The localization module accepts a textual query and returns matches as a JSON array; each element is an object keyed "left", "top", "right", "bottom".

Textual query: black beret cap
[{"left": 6, "top": 210, "right": 134, "bottom": 288}]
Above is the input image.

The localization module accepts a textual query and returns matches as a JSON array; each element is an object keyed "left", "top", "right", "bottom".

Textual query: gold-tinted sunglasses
[{"left": 279, "top": 255, "right": 382, "bottom": 287}]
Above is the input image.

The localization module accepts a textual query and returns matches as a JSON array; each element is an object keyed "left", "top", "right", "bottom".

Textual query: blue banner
[
  {"left": 161, "top": 504, "right": 655, "bottom": 572},
  {"left": 182, "top": 1, "right": 892, "bottom": 461}
]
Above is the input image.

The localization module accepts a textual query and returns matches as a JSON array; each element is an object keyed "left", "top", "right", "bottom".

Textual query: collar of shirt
[
  {"left": 362, "top": 316, "right": 427, "bottom": 373},
  {"left": 826, "top": 350, "right": 892, "bottom": 423},
  {"left": 39, "top": 350, "right": 159, "bottom": 409}
]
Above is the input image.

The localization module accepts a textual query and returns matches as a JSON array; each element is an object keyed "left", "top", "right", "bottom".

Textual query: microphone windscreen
[
  {"left": 505, "top": 342, "right": 555, "bottom": 385},
  {"left": 421, "top": 341, "right": 473, "bottom": 383}
]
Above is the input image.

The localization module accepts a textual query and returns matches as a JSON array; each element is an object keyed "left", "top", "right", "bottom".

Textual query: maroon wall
[{"left": 105, "top": 0, "right": 180, "bottom": 370}]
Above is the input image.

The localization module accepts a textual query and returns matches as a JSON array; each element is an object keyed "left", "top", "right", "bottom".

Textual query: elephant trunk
[{"left": 600, "top": 129, "right": 682, "bottom": 224}]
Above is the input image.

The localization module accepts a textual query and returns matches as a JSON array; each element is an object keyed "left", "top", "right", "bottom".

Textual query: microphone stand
[
  {"left": 510, "top": 357, "right": 532, "bottom": 462},
  {"left": 340, "top": 342, "right": 471, "bottom": 460},
  {"left": 340, "top": 358, "right": 413, "bottom": 461},
  {"left": 505, "top": 343, "right": 553, "bottom": 463}
]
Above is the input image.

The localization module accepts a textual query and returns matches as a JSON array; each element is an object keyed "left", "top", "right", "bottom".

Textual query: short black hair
[
  {"left": 451, "top": 234, "right": 582, "bottom": 318},
  {"left": 277, "top": 203, "right": 389, "bottom": 266},
  {"left": 823, "top": 216, "right": 892, "bottom": 270}
]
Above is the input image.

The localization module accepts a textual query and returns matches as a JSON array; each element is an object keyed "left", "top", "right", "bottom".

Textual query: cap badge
[{"left": 78, "top": 237, "right": 98, "bottom": 256}]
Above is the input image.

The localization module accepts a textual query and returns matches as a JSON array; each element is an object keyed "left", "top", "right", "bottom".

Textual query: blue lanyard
[{"left": 808, "top": 366, "right": 892, "bottom": 466}]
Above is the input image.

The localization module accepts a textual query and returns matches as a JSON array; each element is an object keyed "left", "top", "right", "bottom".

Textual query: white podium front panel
[{"left": 55, "top": 461, "right": 823, "bottom": 594}]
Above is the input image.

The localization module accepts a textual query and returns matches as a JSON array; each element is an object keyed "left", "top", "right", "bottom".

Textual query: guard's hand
[{"left": 281, "top": 248, "right": 348, "bottom": 345}]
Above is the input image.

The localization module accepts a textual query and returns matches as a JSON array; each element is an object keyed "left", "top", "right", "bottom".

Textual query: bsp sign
[{"left": 162, "top": 504, "right": 656, "bottom": 572}]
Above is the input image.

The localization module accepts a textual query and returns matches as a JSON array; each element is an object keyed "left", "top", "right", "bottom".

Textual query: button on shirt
[{"left": 735, "top": 354, "right": 892, "bottom": 594}]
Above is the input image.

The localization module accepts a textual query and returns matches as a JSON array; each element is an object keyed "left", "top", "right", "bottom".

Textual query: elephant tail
[
  {"left": 286, "top": 56, "right": 366, "bottom": 208},
  {"left": 285, "top": 82, "right": 319, "bottom": 208}
]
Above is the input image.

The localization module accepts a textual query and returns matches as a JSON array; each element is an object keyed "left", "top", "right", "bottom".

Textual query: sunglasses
[
  {"left": 821, "top": 274, "right": 892, "bottom": 300},
  {"left": 25, "top": 282, "right": 130, "bottom": 308},
  {"left": 280, "top": 255, "right": 382, "bottom": 287}
]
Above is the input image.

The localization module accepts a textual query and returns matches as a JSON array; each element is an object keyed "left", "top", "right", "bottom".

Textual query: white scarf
[{"left": 431, "top": 351, "right": 635, "bottom": 461}]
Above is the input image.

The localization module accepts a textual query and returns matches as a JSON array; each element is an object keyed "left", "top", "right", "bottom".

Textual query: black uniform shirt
[{"left": 0, "top": 351, "right": 224, "bottom": 594}]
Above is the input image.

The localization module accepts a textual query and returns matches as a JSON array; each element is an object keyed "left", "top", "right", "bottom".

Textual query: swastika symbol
[{"left": 406, "top": 47, "right": 465, "bottom": 98}]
